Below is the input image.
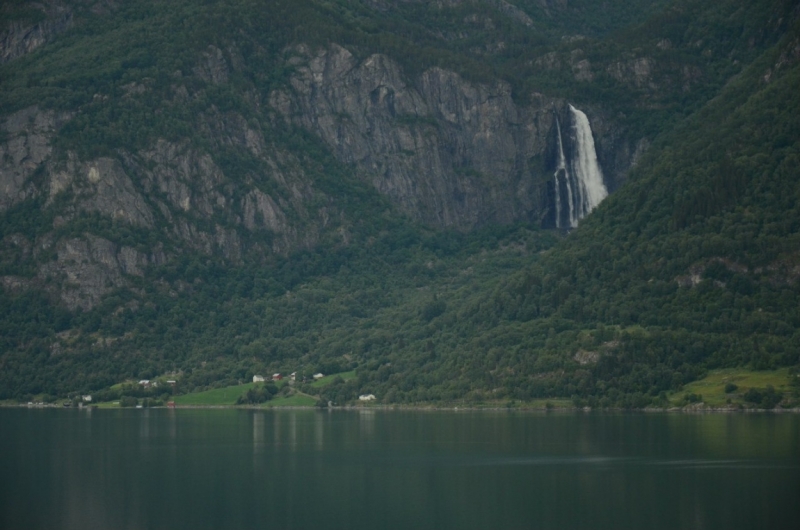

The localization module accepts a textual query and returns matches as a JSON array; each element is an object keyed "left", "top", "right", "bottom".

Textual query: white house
[
  {"left": 82, "top": 395, "right": 92, "bottom": 402},
  {"left": 138, "top": 380, "right": 150, "bottom": 387},
  {"left": 313, "top": 373, "right": 324, "bottom": 380},
  {"left": 359, "top": 394, "right": 376, "bottom": 401},
  {"left": 253, "top": 375, "right": 265, "bottom": 383}
]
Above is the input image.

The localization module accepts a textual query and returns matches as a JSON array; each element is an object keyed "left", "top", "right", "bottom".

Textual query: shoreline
[{"left": 5, "top": 402, "right": 800, "bottom": 413}]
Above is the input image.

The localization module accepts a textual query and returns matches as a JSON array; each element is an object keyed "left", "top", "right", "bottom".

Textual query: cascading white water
[
  {"left": 552, "top": 105, "right": 608, "bottom": 228},
  {"left": 569, "top": 104, "right": 608, "bottom": 222},
  {"left": 553, "top": 117, "right": 565, "bottom": 227}
]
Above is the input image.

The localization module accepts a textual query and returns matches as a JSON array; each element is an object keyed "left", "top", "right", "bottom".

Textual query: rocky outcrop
[
  {"left": 193, "top": 45, "right": 230, "bottom": 85},
  {"left": 0, "top": 2, "right": 73, "bottom": 64},
  {"left": 48, "top": 154, "right": 155, "bottom": 228},
  {"left": 0, "top": 96, "right": 335, "bottom": 308},
  {"left": 0, "top": 106, "right": 69, "bottom": 211},
  {"left": 607, "top": 57, "right": 655, "bottom": 88},
  {"left": 492, "top": 0, "right": 534, "bottom": 27},
  {"left": 570, "top": 49, "right": 594, "bottom": 82},
  {"left": 0, "top": 36, "right": 645, "bottom": 309},
  {"left": 139, "top": 140, "right": 227, "bottom": 218},
  {"left": 133, "top": 137, "right": 315, "bottom": 255},
  {"left": 272, "top": 44, "right": 642, "bottom": 229},
  {"left": 36, "top": 234, "right": 158, "bottom": 311},
  {"left": 273, "top": 44, "right": 546, "bottom": 229}
]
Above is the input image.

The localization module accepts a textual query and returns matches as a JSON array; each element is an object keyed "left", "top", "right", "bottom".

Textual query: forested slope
[
  {"left": 0, "top": 0, "right": 798, "bottom": 406},
  {"left": 390, "top": 22, "right": 800, "bottom": 407}
]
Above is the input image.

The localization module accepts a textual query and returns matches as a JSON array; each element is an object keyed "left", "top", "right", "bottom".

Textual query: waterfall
[
  {"left": 552, "top": 105, "right": 608, "bottom": 228},
  {"left": 569, "top": 105, "right": 608, "bottom": 222},
  {"left": 553, "top": 117, "right": 564, "bottom": 227}
]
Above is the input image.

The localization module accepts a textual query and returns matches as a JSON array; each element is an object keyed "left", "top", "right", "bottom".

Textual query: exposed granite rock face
[
  {"left": 0, "top": 2, "right": 73, "bottom": 64},
  {"left": 272, "top": 44, "right": 641, "bottom": 230},
  {"left": 570, "top": 49, "right": 594, "bottom": 82},
  {"left": 0, "top": 99, "right": 334, "bottom": 308},
  {"left": 0, "top": 106, "right": 69, "bottom": 211},
  {"left": 193, "top": 45, "right": 230, "bottom": 85},
  {"left": 242, "top": 189, "right": 288, "bottom": 234},
  {"left": 37, "top": 235, "right": 150, "bottom": 311},
  {"left": 272, "top": 44, "right": 542, "bottom": 229},
  {"left": 139, "top": 140, "right": 227, "bottom": 218},
  {"left": 199, "top": 109, "right": 267, "bottom": 157},
  {"left": 607, "top": 57, "right": 655, "bottom": 88},
  {"left": 131, "top": 136, "right": 315, "bottom": 256},
  {"left": 0, "top": 37, "right": 644, "bottom": 309},
  {"left": 48, "top": 154, "right": 156, "bottom": 228}
]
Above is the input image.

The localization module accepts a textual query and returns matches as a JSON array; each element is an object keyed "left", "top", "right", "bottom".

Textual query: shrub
[
  {"left": 119, "top": 396, "right": 138, "bottom": 407},
  {"left": 236, "top": 383, "right": 278, "bottom": 404},
  {"left": 743, "top": 386, "right": 781, "bottom": 409},
  {"left": 684, "top": 393, "right": 703, "bottom": 404}
]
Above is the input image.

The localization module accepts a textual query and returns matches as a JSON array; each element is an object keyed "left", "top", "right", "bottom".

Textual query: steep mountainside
[
  {"left": 379, "top": 23, "right": 800, "bottom": 406},
  {"left": 0, "top": 0, "right": 798, "bottom": 405}
]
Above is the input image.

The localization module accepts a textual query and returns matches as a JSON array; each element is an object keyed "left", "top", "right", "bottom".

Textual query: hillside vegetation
[{"left": 1, "top": 0, "right": 799, "bottom": 408}]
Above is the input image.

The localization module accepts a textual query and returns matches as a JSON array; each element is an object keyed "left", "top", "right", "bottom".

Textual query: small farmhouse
[
  {"left": 359, "top": 394, "right": 376, "bottom": 401},
  {"left": 253, "top": 375, "right": 265, "bottom": 383},
  {"left": 313, "top": 373, "right": 324, "bottom": 380}
]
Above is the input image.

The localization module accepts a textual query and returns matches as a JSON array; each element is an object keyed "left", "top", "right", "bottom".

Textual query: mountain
[{"left": 1, "top": 0, "right": 798, "bottom": 406}]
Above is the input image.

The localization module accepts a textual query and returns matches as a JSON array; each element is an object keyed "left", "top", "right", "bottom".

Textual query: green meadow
[
  {"left": 127, "top": 371, "right": 360, "bottom": 407},
  {"left": 173, "top": 382, "right": 259, "bottom": 406},
  {"left": 309, "top": 371, "right": 357, "bottom": 388},
  {"left": 670, "top": 368, "right": 796, "bottom": 407},
  {"left": 261, "top": 394, "right": 317, "bottom": 407}
]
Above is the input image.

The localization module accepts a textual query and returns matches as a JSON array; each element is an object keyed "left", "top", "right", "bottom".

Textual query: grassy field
[
  {"left": 173, "top": 382, "right": 258, "bottom": 406},
  {"left": 669, "top": 368, "right": 795, "bottom": 407},
  {"left": 523, "top": 398, "right": 574, "bottom": 410},
  {"left": 95, "top": 401, "right": 121, "bottom": 408},
  {"left": 172, "top": 382, "right": 318, "bottom": 407},
  {"left": 261, "top": 394, "right": 317, "bottom": 407},
  {"left": 310, "top": 371, "right": 357, "bottom": 388}
]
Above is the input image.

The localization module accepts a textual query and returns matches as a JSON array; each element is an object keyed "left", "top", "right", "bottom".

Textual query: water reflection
[
  {"left": 253, "top": 411, "right": 264, "bottom": 450},
  {"left": 1, "top": 410, "right": 798, "bottom": 530},
  {"left": 360, "top": 409, "right": 376, "bottom": 438},
  {"left": 289, "top": 409, "right": 297, "bottom": 449},
  {"left": 139, "top": 407, "right": 150, "bottom": 438},
  {"left": 272, "top": 409, "right": 281, "bottom": 447},
  {"left": 168, "top": 407, "right": 177, "bottom": 439},
  {"left": 315, "top": 411, "right": 324, "bottom": 450}
]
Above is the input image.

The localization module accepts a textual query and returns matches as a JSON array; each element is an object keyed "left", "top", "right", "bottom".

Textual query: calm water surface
[{"left": 1, "top": 408, "right": 798, "bottom": 530}]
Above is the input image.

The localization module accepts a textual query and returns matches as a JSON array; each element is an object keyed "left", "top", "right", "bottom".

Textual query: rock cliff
[
  {"left": 272, "top": 44, "right": 641, "bottom": 230},
  {"left": 0, "top": 32, "right": 644, "bottom": 309},
  {"left": 0, "top": 1, "right": 73, "bottom": 64},
  {"left": 0, "top": 101, "right": 329, "bottom": 309}
]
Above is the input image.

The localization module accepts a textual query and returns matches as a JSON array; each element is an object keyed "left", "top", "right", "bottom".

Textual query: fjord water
[{"left": 1, "top": 410, "right": 798, "bottom": 530}]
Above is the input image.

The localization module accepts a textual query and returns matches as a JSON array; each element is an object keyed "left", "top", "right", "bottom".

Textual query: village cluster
[{"left": 250, "top": 372, "right": 376, "bottom": 402}]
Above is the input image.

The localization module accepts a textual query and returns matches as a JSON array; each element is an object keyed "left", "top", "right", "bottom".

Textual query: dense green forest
[{"left": 1, "top": 0, "right": 799, "bottom": 408}]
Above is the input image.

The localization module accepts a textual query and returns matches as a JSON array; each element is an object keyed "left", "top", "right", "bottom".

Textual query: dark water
[{"left": 1, "top": 409, "right": 798, "bottom": 530}]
